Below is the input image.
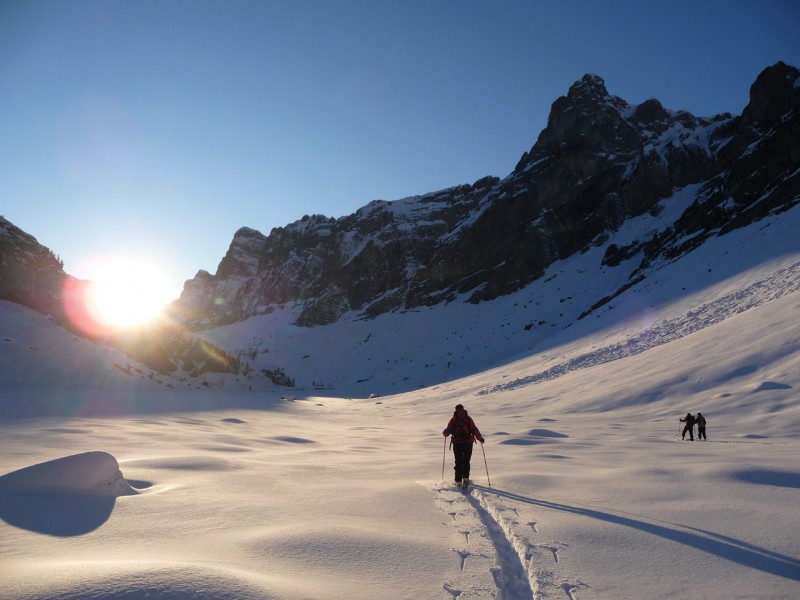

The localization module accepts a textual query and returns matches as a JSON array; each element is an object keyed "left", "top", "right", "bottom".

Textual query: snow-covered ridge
[{"left": 169, "top": 63, "right": 798, "bottom": 334}]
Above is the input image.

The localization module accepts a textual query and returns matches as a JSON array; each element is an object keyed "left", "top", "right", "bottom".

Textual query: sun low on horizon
[{"left": 77, "top": 256, "right": 176, "bottom": 331}]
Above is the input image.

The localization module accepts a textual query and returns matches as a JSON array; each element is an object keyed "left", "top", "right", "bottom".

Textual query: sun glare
[{"left": 85, "top": 258, "right": 174, "bottom": 329}]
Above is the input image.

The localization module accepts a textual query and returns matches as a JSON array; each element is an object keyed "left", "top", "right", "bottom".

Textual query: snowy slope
[
  {"left": 193, "top": 187, "right": 800, "bottom": 402},
  {"left": 0, "top": 199, "right": 799, "bottom": 598}
]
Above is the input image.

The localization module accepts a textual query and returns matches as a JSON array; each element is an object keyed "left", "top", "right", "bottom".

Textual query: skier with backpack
[
  {"left": 443, "top": 404, "right": 485, "bottom": 488},
  {"left": 680, "top": 412, "right": 696, "bottom": 441},
  {"left": 696, "top": 412, "right": 707, "bottom": 440}
]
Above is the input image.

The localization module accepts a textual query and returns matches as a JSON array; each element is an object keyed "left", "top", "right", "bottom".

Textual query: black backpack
[{"left": 453, "top": 417, "right": 473, "bottom": 442}]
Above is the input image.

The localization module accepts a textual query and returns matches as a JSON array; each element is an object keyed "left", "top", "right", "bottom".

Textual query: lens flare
[{"left": 64, "top": 256, "right": 175, "bottom": 334}]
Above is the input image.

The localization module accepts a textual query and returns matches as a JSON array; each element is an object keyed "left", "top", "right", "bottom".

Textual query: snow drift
[{"left": 0, "top": 451, "right": 136, "bottom": 497}]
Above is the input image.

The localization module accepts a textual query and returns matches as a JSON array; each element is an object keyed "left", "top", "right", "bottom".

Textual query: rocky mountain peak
[
  {"left": 742, "top": 61, "right": 800, "bottom": 129},
  {"left": 567, "top": 73, "right": 611, "bottom": 102},
  {"left": 161, "top": 63, "right": 800, "bottom": 331},
  {"left": 520, "top": 72, "right": 635, "bottom": 169},
  {"left": 234, "top": 226, "right": 266, "bottom": 240},
  {"left": 215, "top": 227, "right": 267, "bottom": 280},
  {"left": 631, "top": 98, "right": 670, "bottom": 126}
]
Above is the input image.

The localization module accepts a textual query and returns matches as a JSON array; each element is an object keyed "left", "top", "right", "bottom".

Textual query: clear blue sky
[{"left": 2, "top": 1, "right": 798, "bottom": 298}]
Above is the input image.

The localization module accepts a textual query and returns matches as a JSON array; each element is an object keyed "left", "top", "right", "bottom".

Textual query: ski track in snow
[
  {"left": 480, "top": 260, "right": 800, "bottom": 395},
  {"left": 433, "top": 483, "right": 590, "bottom": 599}
]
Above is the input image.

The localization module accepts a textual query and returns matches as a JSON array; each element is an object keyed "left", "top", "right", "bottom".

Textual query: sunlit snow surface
[{"left": 1, "top": 203, "right": 799, "bottom": 598}]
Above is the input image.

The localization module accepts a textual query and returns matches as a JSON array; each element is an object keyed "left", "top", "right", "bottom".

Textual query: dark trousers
[
  {"left": 453, "top": 443, "right": 473, "bottom": 481},
  {"left": 682, "top": 425, "right": 694, "bottom": 440},
  {"left": 698, "top": 426, "right": 706, "bottom": 440}
]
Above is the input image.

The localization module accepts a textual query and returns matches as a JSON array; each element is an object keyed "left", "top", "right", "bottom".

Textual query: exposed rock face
[
  {"left": 161, "top": 63, "right": 800, "bottom": 327},
  {"left": 171, "top": 181, "right": 502, "bottom": 326},
  {"left": 637, "top": 61, "right": 800, "bottom": 269},
  {"left": 0, "top": 217, "right": 68, "bottom": 319}
]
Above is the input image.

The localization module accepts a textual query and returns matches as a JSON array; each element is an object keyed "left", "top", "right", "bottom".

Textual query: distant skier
[
  {"left": 680, "top": 412, "right": 696, "bottom": 441},
  {"left": 696, "top": 412, "right": 707, "bottom": 440},
  {"left": 443, "top": 404, "right": 484, "bottom": 488}
]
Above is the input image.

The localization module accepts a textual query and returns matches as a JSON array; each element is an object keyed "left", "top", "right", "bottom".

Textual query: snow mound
[
  {"left": 526, "top": 428, "right": 569, "bottom": 438},
  {"left": 9, "top": 561, "right": 290, "bottom": 600},
  {"left": 0, "top": 451, "right": 135, "bottom": 497},
  {"left": 498, "top": 428, "right": 570, "bottom": 445}
]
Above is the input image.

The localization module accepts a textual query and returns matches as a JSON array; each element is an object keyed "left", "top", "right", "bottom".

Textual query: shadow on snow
[
  {"left": 0, "top": 492, "right": 116, "bottom": 537},
  {"left": 473, "top": 485, "right": 800, "bottom": 582}
]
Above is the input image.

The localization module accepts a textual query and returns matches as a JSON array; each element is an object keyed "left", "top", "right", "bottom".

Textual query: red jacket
[{"left": 443, "top": 410, "right": 484, "bottom": 444}]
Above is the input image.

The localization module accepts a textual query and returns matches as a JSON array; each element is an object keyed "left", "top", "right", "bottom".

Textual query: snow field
[
  {"left": 1, "top": 201, "right": 799, "bottom": 598},
  {"left": 1, "top": 362, "right": 798, "bottom": 599}
]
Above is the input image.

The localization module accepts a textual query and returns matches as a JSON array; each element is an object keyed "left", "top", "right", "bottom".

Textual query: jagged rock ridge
[
  {"left": 5, "top": 63, "right": 798, "bottom": 339},
  {"left": 172, "top": 62, "right": 799, "bottom": 329}
]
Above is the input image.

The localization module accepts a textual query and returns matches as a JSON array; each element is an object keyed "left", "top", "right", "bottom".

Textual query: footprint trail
[{"left": 433, "top": 483, "right": 592, "bottom": 599}]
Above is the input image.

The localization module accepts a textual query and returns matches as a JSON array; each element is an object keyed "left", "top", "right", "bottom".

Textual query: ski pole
[
  {"left": 441, "top": 436, "right": 447, "bottom": 481},
  {"left": 480, "top": 442, "right": 491, "bottom": 488}
]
